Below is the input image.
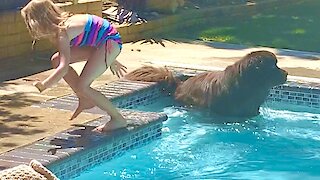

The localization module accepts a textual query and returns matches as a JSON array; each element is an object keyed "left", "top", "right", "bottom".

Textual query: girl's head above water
[{"left": 21, "top": 0, "right": 71, "bottom": 39}]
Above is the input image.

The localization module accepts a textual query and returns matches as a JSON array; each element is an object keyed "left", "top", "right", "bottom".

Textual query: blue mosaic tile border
[
  {"left": 268, "top": 81, "right": 320, "bottom": 109},
  {"left": 48, "top": 122, "right": 163, "bottom": 180},
  {"left": 113, "top": 84, "right": 165, "bottom": 109}
]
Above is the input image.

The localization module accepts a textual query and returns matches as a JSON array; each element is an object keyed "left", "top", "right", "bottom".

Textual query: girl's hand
[
  {"left": 33, "top": 81, "right": 46, "bottom": 93},
  {"left": 110, "top": 60, "right": 127, "bottom": 78}
]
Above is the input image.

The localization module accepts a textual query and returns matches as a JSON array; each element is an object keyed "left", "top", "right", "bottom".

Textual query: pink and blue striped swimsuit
[{"left": 70, "top": 14, "right": 122, "bottom": 50}]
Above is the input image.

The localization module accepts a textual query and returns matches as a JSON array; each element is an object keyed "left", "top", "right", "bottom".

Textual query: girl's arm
[{"left": 37, "top": 31, "right": 71, "bottom": 91}]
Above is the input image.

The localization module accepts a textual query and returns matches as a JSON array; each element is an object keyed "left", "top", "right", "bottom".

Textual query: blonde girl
[{"left": 21, "top": 0, "right": 127, "bottom": 132}]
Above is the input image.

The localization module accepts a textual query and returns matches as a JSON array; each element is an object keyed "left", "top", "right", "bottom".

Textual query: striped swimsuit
[{"left": 70, "top": 14, "right": 122, "bottom": 50}]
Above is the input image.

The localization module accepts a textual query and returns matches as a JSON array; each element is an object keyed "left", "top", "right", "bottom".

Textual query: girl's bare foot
[{"left": 93, "top": 118, "right": 127, "bottom": 133}]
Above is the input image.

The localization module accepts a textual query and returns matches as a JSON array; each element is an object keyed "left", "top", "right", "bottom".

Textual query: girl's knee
[{"left": 75, "top": 83, "right": 91, "bottom": 95}]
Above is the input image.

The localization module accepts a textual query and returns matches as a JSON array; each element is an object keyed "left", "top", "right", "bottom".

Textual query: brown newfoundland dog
[{"left": 125, "top": 50, "right": 288, "bottom": 118}]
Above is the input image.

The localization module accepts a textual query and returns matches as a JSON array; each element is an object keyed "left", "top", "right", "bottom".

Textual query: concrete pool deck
[{"left": 1, "top": 39, "right": 320, "bottom": 156}]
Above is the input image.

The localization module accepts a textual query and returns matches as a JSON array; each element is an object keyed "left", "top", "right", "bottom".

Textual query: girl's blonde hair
[{"left": 21, "top": 0, "right": 72, "bottom": 40}]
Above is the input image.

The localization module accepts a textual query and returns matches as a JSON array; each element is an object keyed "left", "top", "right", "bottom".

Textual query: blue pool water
[{"left": 72, "top": 97, "right": 320, "bottom": 180}]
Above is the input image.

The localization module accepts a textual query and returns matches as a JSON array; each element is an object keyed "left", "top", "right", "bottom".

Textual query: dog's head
[
  {"left": 211, "top": 50, "right": 288, "bottom": 118},
  {"left": 230, "top": 50, "right": 287, "bottom": 88}
]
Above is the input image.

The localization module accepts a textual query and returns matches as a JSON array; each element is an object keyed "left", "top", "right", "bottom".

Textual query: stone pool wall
[{"left": 0, "top": 0, "right": 306, "bottom": 60}]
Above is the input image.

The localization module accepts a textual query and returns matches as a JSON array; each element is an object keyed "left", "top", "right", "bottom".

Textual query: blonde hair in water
[{"left": 21, "top": 0, "right": 72, "bottom": 40}]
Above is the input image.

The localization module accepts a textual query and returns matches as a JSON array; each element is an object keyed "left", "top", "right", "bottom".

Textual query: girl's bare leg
[
  {"left": 51, "top": 47, "right": 96, "bottom": 119},
  {"left": 76, "top": 40, "right": 127, "bottom": 132}
]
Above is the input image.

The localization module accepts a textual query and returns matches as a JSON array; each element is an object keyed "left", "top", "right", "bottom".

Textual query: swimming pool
[{"left": 71, "top": 95, "right": 320, "bottom": 180}]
